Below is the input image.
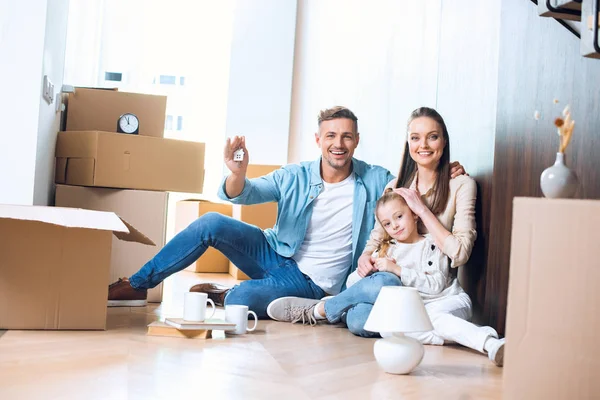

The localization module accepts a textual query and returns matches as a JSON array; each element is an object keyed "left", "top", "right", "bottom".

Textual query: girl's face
[
  {"left": 407, "top": 117, "right": 446, "bottom": 169},
  {"left": 376, "top": 199, "right": 420, "bottom": 243}
]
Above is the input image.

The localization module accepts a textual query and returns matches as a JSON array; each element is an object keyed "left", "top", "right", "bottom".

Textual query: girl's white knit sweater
[{"left": 346, "top": 235, "right": 464, "bottom": 304}]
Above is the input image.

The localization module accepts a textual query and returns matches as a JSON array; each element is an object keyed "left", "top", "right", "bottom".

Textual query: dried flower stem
[{"left": 554, "top": 106, "right": 575, "bottom": 153}]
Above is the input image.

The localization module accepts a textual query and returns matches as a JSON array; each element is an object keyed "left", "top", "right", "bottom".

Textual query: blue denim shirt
[{"left": 217, "top": 158, "right": 394, "bottom": 275}]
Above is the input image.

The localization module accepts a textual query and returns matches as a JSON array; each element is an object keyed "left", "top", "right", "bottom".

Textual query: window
[
  {"left": 104, "top": 72, "right": 122, "bottom": 81},
  {"left": 159, "top": 75, "right": 176, "bottom": 85},
  {"left": 64, "top": 0, "right": 234, "bottom": 199}
]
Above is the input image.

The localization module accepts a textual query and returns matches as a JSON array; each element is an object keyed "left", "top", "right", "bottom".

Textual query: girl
[{"left": 349, "top": 189, "right": 505, "bottom": 366}]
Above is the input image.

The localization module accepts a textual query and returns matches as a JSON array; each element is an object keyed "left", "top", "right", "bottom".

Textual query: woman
[{"left": 267, "top": 107, "right": 504, "bottom": 366}]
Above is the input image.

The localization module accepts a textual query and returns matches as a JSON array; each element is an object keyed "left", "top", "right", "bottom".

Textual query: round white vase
[
  {"left": 373, "top": 333, "right": 424, "bottom": 375},
  {"left": 540, "top": 152, "right": 578, "bottom": 199}
]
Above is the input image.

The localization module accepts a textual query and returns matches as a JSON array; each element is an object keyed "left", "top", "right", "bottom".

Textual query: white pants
[{"left": 405, "top": 292, "right": 496, "bottom": 353}]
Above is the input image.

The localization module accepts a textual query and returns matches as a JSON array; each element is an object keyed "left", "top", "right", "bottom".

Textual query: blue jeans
[
  {"left": 324, "top": 272, "right": 402, "bottom": 338},
  {"left": 129, "top": 212, "right": 326, "bottom": 318}
]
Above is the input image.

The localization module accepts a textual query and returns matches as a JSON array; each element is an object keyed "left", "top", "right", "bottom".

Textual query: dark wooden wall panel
[{"left": 485, "top": 0, "right": 600, "bottom": 334}]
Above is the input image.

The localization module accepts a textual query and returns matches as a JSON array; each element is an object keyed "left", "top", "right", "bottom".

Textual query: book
[
  {"left": 164, "top": 318, "right": 236, "bottom": 331},
  {"left": 146, "top": 321, "right": 212, "bottom": 339}
]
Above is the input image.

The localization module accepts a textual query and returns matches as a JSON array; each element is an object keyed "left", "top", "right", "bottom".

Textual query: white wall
[
  {"left": 0, "top": 0, "right": 48, "bottom": 205},
  {"left": 33, "top": 0, "right": 71, "bottom": 205},
  {"left": 225, "top": 0, "right": 297, "bottom": 166},
  {"left": 436, "top": 1, "right": 501, "bottom": 178},
  {"left": 288, "top": 0, "right": 442, "bottom": 174}
]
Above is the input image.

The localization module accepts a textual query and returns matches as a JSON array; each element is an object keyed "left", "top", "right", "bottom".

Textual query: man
[{"left": 108, "top": 106, "right": 462, "bottom": 317}]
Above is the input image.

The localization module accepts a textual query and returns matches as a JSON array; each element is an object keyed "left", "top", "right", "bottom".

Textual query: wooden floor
[{"left": 0, "top": 272, "right": 503, "bottom": 400}]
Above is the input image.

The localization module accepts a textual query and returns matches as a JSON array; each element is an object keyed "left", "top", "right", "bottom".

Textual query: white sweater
[
  {"left": 363, "top": 175, "right": 477, "bottom": 268},
  {"left": 347, "top": 235, "right": 464, "bottom": 304}
]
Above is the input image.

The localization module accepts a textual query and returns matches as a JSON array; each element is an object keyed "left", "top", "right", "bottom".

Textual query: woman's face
[{"left": 407, "top": 117, "right": 446, "bottom": 169}]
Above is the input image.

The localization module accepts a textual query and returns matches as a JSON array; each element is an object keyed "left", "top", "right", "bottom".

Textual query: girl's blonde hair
[{"left": 375, "top": 188, "right": 411, "bottom": 257}]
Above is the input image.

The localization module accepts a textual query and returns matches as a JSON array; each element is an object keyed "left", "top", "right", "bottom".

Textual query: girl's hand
[
  {"left": 393, "top": 187, "right": 428, "bottom": 217},
  {"left": 374, "top": 257, "right": 401, "bottom": 275},
  {"left": 357, "top": 254, "right": 376, "bottom": 278}
]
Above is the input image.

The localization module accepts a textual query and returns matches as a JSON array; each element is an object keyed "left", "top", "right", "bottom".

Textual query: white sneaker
[
  {"left": 487, "top": 338, "right": 505, "bottom": 367},
  {"left": 480, "top": 326, "right": 499, "bottom": 339},
  {"left": 266, "top": 297, "right": 321, "bottom": 325}
]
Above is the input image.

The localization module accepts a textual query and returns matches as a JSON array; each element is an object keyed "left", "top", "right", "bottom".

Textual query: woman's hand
[
  {"left": 374, "top": 257, "right": 401, "bottom": 275},
  {"left": 450, "top": 161, "right": 468, "bottom": 179},
  {"left": 357, "top": 253, "right": 376, "bottom": 278},
  {"left": 394, "top": 187, "right": 428, "bottom": 217}
]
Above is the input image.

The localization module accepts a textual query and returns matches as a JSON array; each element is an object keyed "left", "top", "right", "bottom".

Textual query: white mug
[
  {"left": 225, "top": 305, "right": 258, "bottom": 335},
  {"left": 183, "top": 292, "right": 216, "bottom": 322}
]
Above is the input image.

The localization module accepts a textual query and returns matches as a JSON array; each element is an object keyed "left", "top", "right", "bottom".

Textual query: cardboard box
[
  {"left": 175, "top": 200, "right": 232, "bottom": 273},
  {"left": 0, "top": 205, "right": 153, "bottom": 330},
  {"left": 55, "top": 130, "right": 205, "bottom": 193},
  {"left": 55, "top": 185, "right": 168, "bottom": 303},
  {"left": 66, "top": 88, "right": 167, "bottom": 138},
  {"left": 228, "top": 261, "right": 251, "bottom": 281},
  {"left": 229, "top": 164, "right": 281, "bottom": 280},
  {"left": 504, "top": 197, "right": 600, "bottom": 399},
  {"left": 245, "top": 164, "right": 281, "bottom": 180}
]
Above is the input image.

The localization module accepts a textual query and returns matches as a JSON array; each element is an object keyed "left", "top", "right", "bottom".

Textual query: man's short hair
[{"left": 317, "top": 106, "right": 358, "bottom": 127}]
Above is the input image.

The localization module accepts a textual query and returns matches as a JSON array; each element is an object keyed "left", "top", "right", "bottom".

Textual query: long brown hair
[
  {"left": 375, "top": 189, "right": 410, "bottom": 258},
  {"left": 396, "top": 107, "right": 450, "bottom": 215}
]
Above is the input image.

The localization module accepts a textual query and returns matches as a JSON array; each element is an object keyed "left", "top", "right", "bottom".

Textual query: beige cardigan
[{"left": 362, "top": 174, "right": 477, "bottom": 268}]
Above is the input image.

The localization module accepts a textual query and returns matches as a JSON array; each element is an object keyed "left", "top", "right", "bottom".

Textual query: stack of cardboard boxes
[
  {"left": 0, "top": 88, "right": 206, "bottom": 330},
  {"left": 54, "top": 88, "right": 206, "bottom": 304},
  {"left": 174, "top": 164, "right": 280, "bottom": 281},
  {"left": 0, "top": 88, "right": 278, "bottom": 330}
]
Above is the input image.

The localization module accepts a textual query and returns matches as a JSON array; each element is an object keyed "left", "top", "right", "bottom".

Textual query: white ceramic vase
[{"left": 540, "top": 152, "right": 578, "bottom": 199}]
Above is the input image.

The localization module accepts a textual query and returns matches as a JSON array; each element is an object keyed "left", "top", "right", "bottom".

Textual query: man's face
[{"left": 315, "top": 118, "right": 359, "bottom": 170}]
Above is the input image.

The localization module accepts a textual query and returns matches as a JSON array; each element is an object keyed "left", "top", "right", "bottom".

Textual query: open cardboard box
[
  {"left": 55, "top": 184, "right": 168, "bottom": 303},
  {"left": 0, "top": 205, "right": 153, "bottom": 330}
]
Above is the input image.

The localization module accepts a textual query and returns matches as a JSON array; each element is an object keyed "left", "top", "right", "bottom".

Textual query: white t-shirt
[{"left": 293, "top": 173, "right": 355, "bottom": 295}]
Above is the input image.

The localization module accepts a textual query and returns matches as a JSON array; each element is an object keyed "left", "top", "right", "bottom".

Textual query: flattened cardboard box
[
  {"left": 55, "top": 185, "right": 168, "bottom": 303},
  {"left": 175, "top": 200, "right": 232, "bottom": 273},
  {"left": 0, "top": 205, "right": 153, "bottom": 330},
  {"left": 504, "top": 197, "right": 600, "bottom": 399},
  {"left": 229, "top": 165, "right": 280, "bottom": 280},
  {"left": 55, "top": 130, "right": 205, "bottom": 193},
  {"left": 66, "top": 88, "right": 167, "bottom": 138}
]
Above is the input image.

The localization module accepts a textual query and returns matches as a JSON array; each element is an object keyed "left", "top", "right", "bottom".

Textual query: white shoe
[
  {"left": 266, "top": 297, "right": 321, "bottom": 325},
  {"left": 487, "top": 338, "right": 505, "bottom": 367},
  {"left": 480, "top": 326, "right": 499, "bottom": 339}
]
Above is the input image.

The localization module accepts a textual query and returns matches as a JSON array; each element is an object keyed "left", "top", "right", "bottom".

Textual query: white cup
[
  {"left": 183, "top": 292, "right": 215, "bottom": 322},
  {"left": 225, "top": 305, "right": 258, "bottom": 335}
]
